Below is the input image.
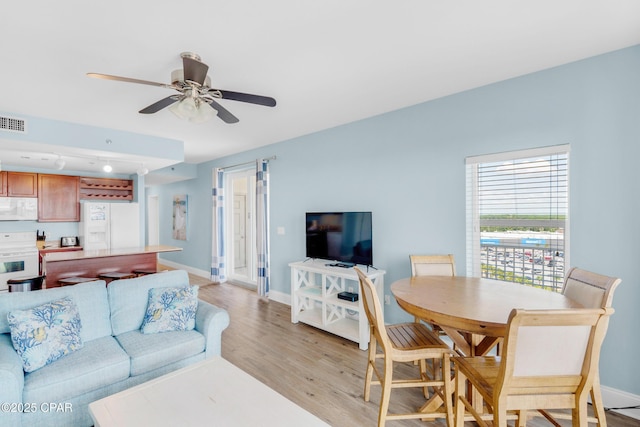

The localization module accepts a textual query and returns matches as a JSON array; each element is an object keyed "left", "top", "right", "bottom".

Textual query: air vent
[{"left": 0, "top": 116, "right": 27, "bottom": 134}]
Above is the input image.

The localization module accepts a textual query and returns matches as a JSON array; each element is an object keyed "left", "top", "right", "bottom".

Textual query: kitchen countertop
[
  {"left": 42, "top": 245, "right": 182, "bottom": 262},
  {"left": 39, "top": 246, "right": 83, "bottom": 253}
]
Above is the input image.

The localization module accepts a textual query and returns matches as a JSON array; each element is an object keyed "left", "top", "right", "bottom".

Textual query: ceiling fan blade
[
  {"left": 216, "top": 90, "right": 277, "bottom": 107},
  {"left": 208, "top": 100, "right": 239, "bottom": 124},
  {"left": 139, "top": 96, "right": 178, "bottom": 114},
  {"left": 87, "top": 73, "right": 173, "bottom": 89},
  {"left": 183, "top": 57, "right": 209, "bottom": 86}
]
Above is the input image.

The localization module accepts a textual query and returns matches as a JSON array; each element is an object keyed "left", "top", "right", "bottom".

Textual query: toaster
[{"left": 60, "top": 236, "right": 79, "bottom": 247}]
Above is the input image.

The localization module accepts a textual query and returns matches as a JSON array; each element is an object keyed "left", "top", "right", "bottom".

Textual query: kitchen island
[{"left": 42, "top": 245, "right": 182, "bottom": 288}]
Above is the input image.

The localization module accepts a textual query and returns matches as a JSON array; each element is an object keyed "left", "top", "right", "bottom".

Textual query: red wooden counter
[{"left": 42, "top": 245, "right": 182, "bottom": 288}]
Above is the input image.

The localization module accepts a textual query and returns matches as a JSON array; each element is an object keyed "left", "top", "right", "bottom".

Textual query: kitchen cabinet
[
  {"left": 79, "top": 177, "right": 133, "bottom": 200},
  {"left": 7, "top": 172, "right": 38, "bottom": 197},
  {"left": 0, "top": 171, "right": 6, "bottom": 196},
  {"left": 37, "top": 174, "right": 80, "bottom": 222}
]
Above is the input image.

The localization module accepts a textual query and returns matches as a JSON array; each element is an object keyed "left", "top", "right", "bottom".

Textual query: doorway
[
  {"left": 225, "top": 168, "right": 257, "bottom": 286},
  {"left": 147, "top": 195, "right": 159, "bottom": 246}
]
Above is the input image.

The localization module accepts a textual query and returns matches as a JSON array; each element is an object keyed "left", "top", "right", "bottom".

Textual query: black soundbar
[{"left": 337, "top": 291, "right": 359, "bottom": 302}]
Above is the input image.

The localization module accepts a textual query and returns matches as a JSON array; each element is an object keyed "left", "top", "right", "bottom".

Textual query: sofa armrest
[
  {"left": 0, "top": 334, "right": 24, "bottom": 427},
  {"left": 195, "top": 300, "right": 230, "bottom": 358}
]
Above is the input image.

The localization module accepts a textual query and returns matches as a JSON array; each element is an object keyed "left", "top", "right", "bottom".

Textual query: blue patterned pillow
[
  {"left": 140, "top": 286, "right": 199, "bottom": 334},
  {"left": 7, "top": 297, "right": 83, "bottom": 373}
]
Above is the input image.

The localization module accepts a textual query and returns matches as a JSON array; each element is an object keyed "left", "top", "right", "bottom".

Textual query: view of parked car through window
[{"left": 481, "top": 239, "right": 565, "bottom": 291}]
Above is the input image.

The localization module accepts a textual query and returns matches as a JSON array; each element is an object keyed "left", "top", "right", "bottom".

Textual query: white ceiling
[{"left": 1, "top": 1, "right": 639, "bottom": 180}]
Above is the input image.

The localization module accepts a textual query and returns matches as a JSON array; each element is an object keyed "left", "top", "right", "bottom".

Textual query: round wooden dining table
[{"left": 391, "top": 275, "right": 582, "bottom": 356}]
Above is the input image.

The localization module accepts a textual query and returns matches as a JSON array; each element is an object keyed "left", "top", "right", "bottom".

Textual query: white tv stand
[{"left": 289, "top": 259, "right": 385, "bottom": 350}]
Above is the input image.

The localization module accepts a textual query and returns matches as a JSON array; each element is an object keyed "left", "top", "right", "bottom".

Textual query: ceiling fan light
[
  {"left": 54, "top": 156, "right": 65, "bottom": 170},
  {"left": 189, "top": 102, "right": 218, "bottom": 124},
  {"left": 169, "top": 97, "right": 198, "bottom": 120}
]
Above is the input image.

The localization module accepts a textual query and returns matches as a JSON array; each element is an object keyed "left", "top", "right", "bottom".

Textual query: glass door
[{"left": 225, "top": 168, "right": 257, "bottom": 286}]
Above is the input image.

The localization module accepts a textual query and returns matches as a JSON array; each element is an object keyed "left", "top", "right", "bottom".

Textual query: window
[{"left": 466, "top": 145, "right": 569, "bottom": 292}]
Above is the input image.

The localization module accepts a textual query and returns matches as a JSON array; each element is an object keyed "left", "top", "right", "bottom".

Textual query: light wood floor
[{"left": 185, "top": 271, "right": 637, "bottom": 427}]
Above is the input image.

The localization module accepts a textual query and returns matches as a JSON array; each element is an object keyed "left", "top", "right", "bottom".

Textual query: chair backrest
[
  {"left": 409, "top": 254, "right": 456, "bottom": 277},
  {"left": 354, "top": 267, "right": 391, "bottom": 351},
  {"left": 562, "top": 267, "right": 622, "bottom": 309},
  {"left": 496, "top": 307, "right": 613, "bottom": 400}
]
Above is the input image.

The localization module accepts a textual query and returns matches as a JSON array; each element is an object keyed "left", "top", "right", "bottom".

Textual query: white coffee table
[{"left": 89, "top": 356, "right": 330, "bottom": 427}]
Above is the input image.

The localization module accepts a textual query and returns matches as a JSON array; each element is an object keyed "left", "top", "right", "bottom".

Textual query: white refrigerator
[{"left": 79, "top": 202, "right": 141, "bottom": 251}]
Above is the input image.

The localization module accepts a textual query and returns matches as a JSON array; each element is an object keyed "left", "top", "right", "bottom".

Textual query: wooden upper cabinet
[
  {"left": 7, "top": 172, "right": 38, "bottom": 197},
  {"left": 37, "top": 174, "right": 80, "bottom": 222},
  {"left": 79, "top": 177, "right": 133, "bottom": 200},
  {"left": 0, "top": 171, "right": 7, "bottom": 196}
]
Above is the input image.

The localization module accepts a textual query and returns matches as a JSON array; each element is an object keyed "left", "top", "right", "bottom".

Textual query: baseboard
[
  {"left": 268, "top": 289, "right": 289, "bottom": 305},
  {"left": 601, "top": 385, "right": 640, "bottom": 420},
  {"left": 158, "top": 258, "right": 291, "bottom": 305},
  {"left": 156, "top": 258, "right": 211, "bottom": 280}
]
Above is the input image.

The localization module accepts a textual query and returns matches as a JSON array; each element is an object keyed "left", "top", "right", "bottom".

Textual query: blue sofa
[{"left": 0, "top": 270, "right": 230, "bottom": 427}]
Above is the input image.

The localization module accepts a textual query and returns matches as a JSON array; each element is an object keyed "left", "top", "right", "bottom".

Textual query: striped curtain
[
  {"left": 256, "top": 159, "right": 270, "bottom": 297},
  {"left": 211, "top": 168, "right": 226, "bottom": 283}
]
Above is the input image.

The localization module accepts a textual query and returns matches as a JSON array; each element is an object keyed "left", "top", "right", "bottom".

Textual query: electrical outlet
[{"left": 384, "top": 295, "right": 391, "bottom": 305}]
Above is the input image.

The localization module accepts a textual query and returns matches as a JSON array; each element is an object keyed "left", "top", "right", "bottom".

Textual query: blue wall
[{"left": 152, "top": 45, "right": 640, "bottom": 395}]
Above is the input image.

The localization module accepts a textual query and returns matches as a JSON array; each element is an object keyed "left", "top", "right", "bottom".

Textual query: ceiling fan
[{"left": 87, "top": 52, "right": 276, "bottom": 124}]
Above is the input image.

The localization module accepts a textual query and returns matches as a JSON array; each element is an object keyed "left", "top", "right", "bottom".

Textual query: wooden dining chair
[
  {"left": 354, "top": 267, "right": 453, "bottom": 427},
  {"left": 408, "top": 254, "right": 456, "bottom": 342},
  {"left": 449, "top": 307, "right": 614, "bottom": 427},
  {"left": 409, "top": 254, "right": 456, "bottom": 277},
  {"left": 535, "top": 267, "right": 622, "bottom": 427}
]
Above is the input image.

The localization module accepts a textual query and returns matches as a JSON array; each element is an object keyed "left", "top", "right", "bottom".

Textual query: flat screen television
[{"left": 306, "top": 211, "right": 373, "bottom": 266}]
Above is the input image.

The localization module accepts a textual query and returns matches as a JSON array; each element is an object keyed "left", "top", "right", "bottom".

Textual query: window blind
[{"left": 466, "top": 145, "right": 570, "bottom": 290}]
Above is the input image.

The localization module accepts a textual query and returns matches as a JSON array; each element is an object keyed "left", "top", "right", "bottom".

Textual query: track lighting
[
  {"left": 137, "top": 164, "right": 149, "bottom": 176},
  {"left": 44, "top": 152, "right": 149, "bottom": 175}
]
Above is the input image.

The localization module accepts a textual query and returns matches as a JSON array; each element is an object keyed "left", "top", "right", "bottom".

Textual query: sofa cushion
[
  {"left": 8, "top": 297, "right": 83, "bottom": 372},
  {"left": 23, "top": 336, "right": 130, "bottom": 403},
  {"left": 0, "top": 280, "right": 112, "bottom": 342},
  {"left": 116, "top": 329, "right": 205, "bottom": 376},
  {"left": 141, "top": 286, "right": 199, "bottom": 334},
  {"left": 108, "top": 270, "right": 191, "bottom": 335}
]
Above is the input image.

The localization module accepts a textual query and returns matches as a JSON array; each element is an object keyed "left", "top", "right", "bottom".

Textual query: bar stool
[
  {"left": 8, "top": 275, "right": 46, "bottom": 292},
  {"left": 132, "top": 269, "right": 158, "bottom": 277},
  {"left": 98, "top": 272, "right": 136, "bottom": 284},
  {"left": 58, "top": 277, "right": 98, "bottom": 287}
]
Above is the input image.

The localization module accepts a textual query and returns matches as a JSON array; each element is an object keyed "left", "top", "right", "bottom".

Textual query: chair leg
[
  {"left": 575, "top": 396, "right": 589, "bottom": 427},
  {"left": 364, "top": 336, "right": 376, "bottom": 402},
  {"left": 442, "top": 353, "right": 454, "bottom": 427},
  {"left": 494, "top": 405, "right": 509, "bottom": 427},
  {"left": 378, "top": 358, "right": 394, "bottom": 427},
  {"left": 419, "top": 358, "right": 430, "bottom": 398},
  {"left": 590, "top": 374, "right": 607, "bottom": 427},
  {"left": 517, "top": 410, "right": 528, "bottom": 427},
  {"left": 454, "top": 366, "right": 466, "bottom": 427}
]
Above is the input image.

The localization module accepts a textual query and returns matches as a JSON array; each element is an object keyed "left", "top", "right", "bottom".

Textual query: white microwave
[{"left": 0, "top": 197, "right": 38, "bottom": 221}]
